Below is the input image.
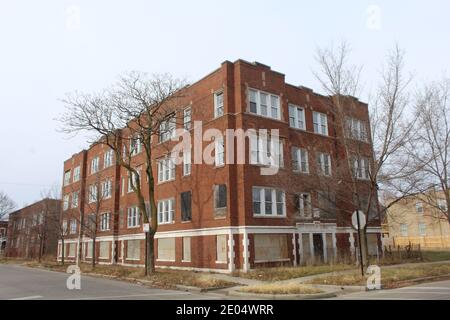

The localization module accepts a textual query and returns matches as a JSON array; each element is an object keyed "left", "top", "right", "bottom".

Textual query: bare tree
[
  {"left": 313, "top": 42, "right": 415, "bottom": 266},
  {"left": 59, "top": 72, "right": 186, "bottom": 274},
  {"left": 406, "top": 78, "right": 450, "bottom": 224},
  {"left": 0, "top": 191, "right": 16, "bottom": 220}
]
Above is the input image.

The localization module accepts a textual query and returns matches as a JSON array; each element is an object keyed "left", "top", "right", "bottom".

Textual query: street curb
[{"left": 228, "top": 290, "right": 337, "bottom": 300}]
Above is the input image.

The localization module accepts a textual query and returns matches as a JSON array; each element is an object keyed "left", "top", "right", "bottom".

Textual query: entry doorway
[{"left": 313, "top": 234, "right": 324, "bottom": 263}]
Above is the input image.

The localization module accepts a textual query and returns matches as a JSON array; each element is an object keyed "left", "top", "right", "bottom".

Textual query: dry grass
[
  {"left": 308, "top": 263, "right": 450, "bottom": 288},
  {"left": 233, "top": 264, "right": 356, "bottom": 281},
  {"left": 3, "top": 258, "right": 235, "bottom": 289},
  {"left": 239, "top": 283, "right": 322, "bottom": 295}
]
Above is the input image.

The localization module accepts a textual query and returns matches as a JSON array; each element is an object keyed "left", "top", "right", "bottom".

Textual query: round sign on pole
[{"left": 351, "top": 210, "right": 366, "bottom": 230}]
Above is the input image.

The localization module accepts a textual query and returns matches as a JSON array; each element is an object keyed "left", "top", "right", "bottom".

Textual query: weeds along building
[
  {"left": 60, "top": 60, "right": 382, "bottom": 272},
  {"left": 6, "top": 199, "right": 61, "bottom": 259}
]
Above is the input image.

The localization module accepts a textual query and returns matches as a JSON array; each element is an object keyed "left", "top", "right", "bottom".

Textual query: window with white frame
[
  {"left": 288, "top": 104, "right": 306, "bottom": 130},
  {"left": 250, "top": 135, "right": 283, "bottom": 167},
  {"left": 126, "top": 239, "right": 140, "bottom": 260},
  {"left": 214, "top": 184, "right": 227, "bottom": 210},
  {"left": 183, "top": 107, "right": 192, "bottom": 130},
  {"left": 73, "top": 166, "right": 80, "bottom": 182},
  {"left": 418, "top": 223, "right": 426, "bottom": 236},
  {"left": 215, "top": 136, "right": 225, "bottom": 166},
  {"left": 100, "top": 213, "right": 110, "bottom": 231},
  {"left": 127, "top": 206, "right": 140, "bottom": 228},
  {"left": 437, "top": 199, "right": 447, "bottom": 211},
  {"left": 291, "top": 147, "right": 309, "bottom": 173},
  {"left": 313, "top": 111, "right": 328, "bottom": 135},
  {"left": 62, "top": 220, "right": 68, "bottom": 234},
  {"left": 346, "top": 117, "right": 367, "bottom": 141},
  {"left": 296, "top": 193, "right": 312, "bottom": 217},
  {"left": 91, "top": 157, "right": 100, "bottom": 174},
  {"left": 214, "top": 91, "right": 224, "bottom": 118},
  {"left": 248, "top": 88, "right": 280, "bottom": 120},
  {"left": 130, "top": 136, "right": 142, "bottom": 156},
  {"left": 88, "top": 185, "right": 98, "bottom": 203},
  {"left": 353, "top": 157, "right": 370, "bottom": 180},
  {"left": 159, "top": 116, "right": 176, "bottom": 142},
  {"left": 316, "top": 152, "right": 331, "bottom": 176},
  {"left": 415, "top": 202, "right": 424, "bottom": 214},
  {"left": 102, "top": 179, "right": 112, "bottom": 199},
  {"left": 158, "top": 198, "right": 175, "bottom": 224},
  {"left": 71, "top": 192, "right": 79, "bottom": 208},
  {"left": 70, "top": 219, "right": 77, "bottom": 234},
  {"left": 128, "top": 171, "right": 140, "bottom": 193},
  {"left": 183, "top": 150, "right": 191, "bottom": 176},
  {"left": 63, "top": 194, "right": 70, "bottom": 211},
  {"left": 252, "top": 187, "right": 286, "bottom": 217},
  {"left": 64, "top": 170, "right": 71, "bottom": 186},
  {"left": 158, "top": 157, "right": 175, "bottom": 183},
  {"left": 104, "top": 149, "right": 114, "bottom": 167}
]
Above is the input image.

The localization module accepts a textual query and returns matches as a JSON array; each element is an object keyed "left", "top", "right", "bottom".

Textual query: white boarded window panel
[
  {"left": 254, "top": 234, "right": 288, "bottom": 262},
  {"left": 99, "top": 241, "right": 109, "bottom": 258},
  {"left": 183, "top": 237, "right": 191, "bottom": 262},
  {"left": 158, "top": 238, "right": 175, "bottom": 261},
  {"left": 216, "top": 235, "right": 227, "bottom": 263},
  {"left": 127, "top": 239, "right": 141, "bottom": 260}
]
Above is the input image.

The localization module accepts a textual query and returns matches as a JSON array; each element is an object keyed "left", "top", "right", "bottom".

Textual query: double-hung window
[
  {"left": 73, "top": 166, "right": 80, "bottom": 182},
  {"left": 100, "top": 213, "right": 110, "bottom": 231},
  {"left": 215, "top": 136, "right": 225, "bottom": 166},
  {"left": 71, "top": 192, "right": 79, "bottom": 208},
  {"left": 415, "top": 202, "right": 424, "bottom": 214},
  {"left": 159, "top": 115, "right": 176, "bottom": 142},
  {"left": 91, "top": 157, "right": 100, "bottom": 174},
  {"left": 183, "top": 150, "right": 191, "bottom": 176},
  {"left": 313, "top": 111, "right": 328, "bottom": 135},
  {"left": 252, "top": 187, "right": 285, "bottom": 217},
  {"left": 250, "top": 135, "right": 283, "bottom": 167},
  {"left": 88, "top": 185, "right": 98, "bottom": 203},
  {"left": 248, "top": 88, "right": 281, "bottom": 120},
  {"left": 127, "top": 207, "right": 140, "bottom": 228},
  {"left": 418, "top": 223, "right": 426, "bottom": 236},
  {"left": 400, "top": 224, "right": 408, "bottom": 236},
  {"left": 184, "top": 107, "right": 192, "bottom": 130},
  {"left": 297, "top": 193, "right": 312, "bottom": 217},
  {"left": 316, "top": 152, "right": 331, "bottom": 176},
  {"left": 346, "top": 117, "right": 367, "bottom": 141},
  {"left": 70, "top": 219, "right": 77, "bottom": 234},
  {"left": 104, "top": 150, "right": 114, "bottom": 167},
  {"left": 158, "top": 157, "right": 175, "bottom": 183},
  {"left": 214, "top": 91, "right": 224, "bottom": 118},
  {"left": 353, "top": 157, "right": 370, "bottom": 180},
  {"left": 180, "top": 191, "right": 192, "bottom": 221},
  {"left": 64, "top": 170, "right": 71, "bottom": 186},
  {"left": 288, "top": 104, "right": 306, "bottom": 130},
  {"left": 63, "top": 194, "right": 70, "bottom": 211},
  {"left": 102, "top": 179, "right": 112, "bottom": 198},
  {"left": 291, "top": 147, "right": 309, "bottom": 173},
  {"left": 130, "top": 136, "right": 142, "bottom": 156},
  {"left": 158, "top": 198, "right": 175, "bottom": 224}
]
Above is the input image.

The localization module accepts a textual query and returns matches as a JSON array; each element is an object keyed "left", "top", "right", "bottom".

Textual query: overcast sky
[{"left": 1, "top": 0, "right": 449, "bottom": 208}]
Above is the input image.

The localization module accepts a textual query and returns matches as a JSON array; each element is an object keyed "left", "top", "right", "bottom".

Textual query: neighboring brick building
[
  {"left": 385, "top": 192, "right": 450, "bottom": 249},
  {"left": 0, "top": 220, "right": 7, "bottom": 256},
  {"left": 6, "top": 199, "right": 61, "bottom": 259},
  {"left": 60, "top": 59, "right": 382, "bottom": 272}
]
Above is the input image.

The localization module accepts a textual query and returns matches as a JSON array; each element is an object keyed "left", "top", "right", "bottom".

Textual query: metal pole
[
  {"left": 144, "top": 231, "right": 148, "bottom": 276},
  {"left": 356, "top": 210, "right": 364, "bottom": 277}
]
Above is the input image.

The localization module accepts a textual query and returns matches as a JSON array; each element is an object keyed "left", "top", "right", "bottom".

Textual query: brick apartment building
[
  {"left": 60, "top": 59, "right": 382, "bottom": 272},
  {"left": 0, "top": 220, "right": 7, "bottom": 256},
  {"left": 6, "top": 199, "right": 61, "bottom": 259}
]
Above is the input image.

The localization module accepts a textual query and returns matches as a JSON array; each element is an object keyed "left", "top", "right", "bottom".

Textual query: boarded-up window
[
  {"left": 126, "top": 239, "right": 141, "bottom": 260},
  {"left": 68, "top": 243, "right": 76, "bottom": 257},
  {"left": 216, "top": 235, "right": 227, "bottom": 263},
  {"left": 158, "top": 238, "right": 175, "bottom": 261},
  {"left": 86, "top": 241, "right": 93, "bottom": 258},
  {"left": 182, "top": 237, "right": 191, "bottom": 262},
  {"left": 254, "top": 234, "right": 288, "bottom": 262},
  {"left": 99, "top": 241, "right": 109, "bottom": 258}
]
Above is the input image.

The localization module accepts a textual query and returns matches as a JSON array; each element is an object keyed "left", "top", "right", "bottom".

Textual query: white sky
[{"left": 1, "top": 0, "right": 449, "bottom": 207}]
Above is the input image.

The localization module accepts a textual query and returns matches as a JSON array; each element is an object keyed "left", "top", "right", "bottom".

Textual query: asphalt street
[
  {"left": 332, "top": 280, "right": 450, "bottom": 300},
  {"left": 0, "top": 264, "right": 226, "bottom": 300}
]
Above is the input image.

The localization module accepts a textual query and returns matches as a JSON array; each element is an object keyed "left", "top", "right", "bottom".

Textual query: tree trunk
[
  {"left": 38, "top": 237, "right": 43, "bottom": 263},
  {"left": 61, "top": 238, "right": 65, "bottom": 265},
  {"left": 146, "top": 231, "right": 155, "bottom": 275},
  {"left": 92, "top": 238, "right": 96, "bottom": 269}
]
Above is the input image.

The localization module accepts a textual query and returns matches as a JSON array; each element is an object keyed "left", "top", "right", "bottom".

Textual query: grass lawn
[
  {"left": 233, "top": 264, "right": 356, "bottom": 282},
  {"left": 238, "top": 283, "right": 322, "bottom": 295},
  {"left": 1, "top": 258, "right": 236, "bottom": 290},
  {"left": 308, "top": 263, "right": 450, "bottom": 288}
]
